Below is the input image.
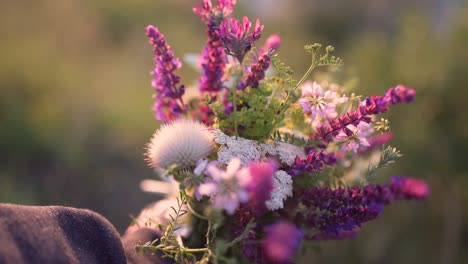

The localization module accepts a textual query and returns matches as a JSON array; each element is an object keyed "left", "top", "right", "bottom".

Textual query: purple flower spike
[
  {"left": 237, "top": 34, "right": 281, "bottom": 91},
  {"left": 262, "top": 221, "right": 303, "bottom": 263},
  {"left": 146, "top": 25, "right": 186, "bottom": 121},
  {"left": 289, "top": 150, "right": 337, "bottom": 176},
  {"left": 286, "top": 176, "right": 429, "bottom": 240},
  {"left": 238, "top": 51, "right": 272, "bottom": 90},
  {"left": 313, "top": 85, "right": 416, "bottom": 144},
  {"left": 218, "top": 16, "right": 264, "bottom": 62},
  {"left": 198, "top": 43, "right": 225, "bottom": 96},
  {"left": 384, "top": 85, "right": 416, "bottom": 105},
  {"left": 193, "top": 0, "right": 237, "bottom": 125}
]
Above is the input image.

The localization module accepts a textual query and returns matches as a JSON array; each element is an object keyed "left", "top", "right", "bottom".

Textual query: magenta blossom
[
  {"left": 245, "top": 160, "right": 277, "bottom": 212},
  {"left": 218, "top": 16, "right": 264, "bottom": 62},
  {"left": 391, "top": 176, "right": 430, "bottom": 199},
  {"left": 358, "top": 132, "right": 393, "bottom": 154},
  {"left": 259, "top": 34, "right": 281, "bottom": 54},
  {"left": 193, "top": 0, "right": 237, "bottom": 23},
  {"left": 262, "top": 221, "right": 303, "bottom": 263},
  {"left": 196, "top": 158, "right": 251, "bottom": 214}
]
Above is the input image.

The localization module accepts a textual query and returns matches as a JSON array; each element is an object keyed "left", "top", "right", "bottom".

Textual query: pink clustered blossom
[
  {"left": 218, "top": 16, "right": 264, "bottom": 62},
  {"left": 298, "top": 81, "right": 347, "bottom": 120}
]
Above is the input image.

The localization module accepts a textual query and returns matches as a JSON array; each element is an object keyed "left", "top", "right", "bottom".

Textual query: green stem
[
  {"left": 233, "top": 81, "right": 238, "bottom": 137},
  {"left": 161, "top": 192, "right": 187, "bottom": 245},
  {"left": 186, "top": 202, "right": 209, "bottom": 220},
  {"left": 182, "top": 247, "right": 210, "bottom": 253},
  {"left": 232, "top": 57, "right": 246, "bottom": 138},
  {"left": 281, "top": 62, "right": 317, "bottom": 112},
  {"left": 155, "top": 246, "right": 209, "bottom": 254},
  {"left": 295, "top": 54, "right": 316, "bottom": 89},
  {"left": 222, "top": 219, "right": 255, "bottom": 250}
]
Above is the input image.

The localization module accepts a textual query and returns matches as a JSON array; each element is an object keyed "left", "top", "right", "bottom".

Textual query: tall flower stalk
[
  {"left": 146, "top": 26, "right": 186, "bottom": 121},
  {"left": 193, "top": 0, "right": 237, "bottom": 125}
]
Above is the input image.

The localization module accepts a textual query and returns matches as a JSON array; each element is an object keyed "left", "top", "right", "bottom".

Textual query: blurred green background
[{"left": 1, "top": 0, "right": 467, "bottom": 263}]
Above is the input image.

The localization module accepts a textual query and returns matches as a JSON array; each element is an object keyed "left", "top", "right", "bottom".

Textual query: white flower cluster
[
  {"left": 275, "top": 142, "right": 306, "bottom": 166},
  {"left": 274, "top": 127, "right": 308, "bottom": 166},
  {"left": 213, "top": 130, "right": 275, "bottom": 166},
  {"left": 212, "top": 130, "right": 305, "bottom": 167},
  {"left": 265, "top": 170, "right": 293, "bottom": 211}
]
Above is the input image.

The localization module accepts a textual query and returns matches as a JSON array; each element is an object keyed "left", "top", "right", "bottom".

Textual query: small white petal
[
  {"left": 226, "top": 158, "right": 242, "bottom": 178},
  {"left": 360, "top": 138, "right": 371, "bottom": 147},
  {"left": 194, "top": 159, "right": 209, "bottom": 175},
  {"left": 197, "top": 182, "right": 218, "bottom": 197},
  {"left": 236, "top": 167, "right": 252, "bottom": 186}
]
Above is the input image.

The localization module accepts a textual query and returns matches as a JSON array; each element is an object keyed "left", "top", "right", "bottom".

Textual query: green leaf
[{"left": 269, "top": 130, "right": 320, "bottom": 147}]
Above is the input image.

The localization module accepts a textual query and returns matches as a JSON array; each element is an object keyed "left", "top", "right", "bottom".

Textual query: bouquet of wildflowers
[{"left": 131, "top": 1, "right": 429, "bottom": 263}]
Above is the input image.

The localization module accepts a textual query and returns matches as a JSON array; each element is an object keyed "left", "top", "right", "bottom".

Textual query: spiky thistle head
[{"left": 146, "top": 119, "right": 215, "bottom": 169}]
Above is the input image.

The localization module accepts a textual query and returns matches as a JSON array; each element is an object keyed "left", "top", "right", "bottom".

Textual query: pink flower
[
  {"left": 392, "top": 177, "right": 430, "bottom": 199},
  {"left": 196, "top": 158, "right": 251, "bottom": 214},
  {"left": 336, "top": 122, "right": 372, "bottom": 153},
  {"left": 193, "top": 0, "right": 237, "bottom": 23},
  {"left": 262, "top": 221, "right": 303, "bottom": 262},
  {"left": 244, "top": 160, "right": 276, "bottom": 211},
  {"left": 259, "top": 34, "right": 281, "bottom": 54},
  {"left": 297, "top": 81, "right": 345, "bottom": 120}
]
